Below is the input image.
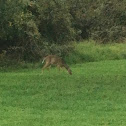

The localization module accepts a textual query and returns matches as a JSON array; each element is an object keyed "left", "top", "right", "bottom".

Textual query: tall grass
[
  {"left": 65, "top": 40, "right": 126, "bottom": 64},
  {"left": 1, "top": 40, "right": 126, "bottom": 70}
]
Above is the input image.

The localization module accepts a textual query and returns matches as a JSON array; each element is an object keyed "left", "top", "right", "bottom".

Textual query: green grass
[
  {"left": 65, "top": 41, "right": 126, "bottom": 64},
  {"left": 0, "top": 60, "right": 126, "bottom": 126}
]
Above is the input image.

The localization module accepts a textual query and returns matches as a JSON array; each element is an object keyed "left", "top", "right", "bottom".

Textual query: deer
[{"left": 42, "top": 55, "right": 72, "bottom": 75}]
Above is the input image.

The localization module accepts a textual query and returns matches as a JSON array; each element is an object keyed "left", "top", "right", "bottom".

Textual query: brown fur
[{"left": 42, "top": 55, "right": 72, "bottom": 75}]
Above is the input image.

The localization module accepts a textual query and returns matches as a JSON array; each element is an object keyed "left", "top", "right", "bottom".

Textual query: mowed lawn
[{"left": 0, "top": 60, "right": 126, "bottom": 126}]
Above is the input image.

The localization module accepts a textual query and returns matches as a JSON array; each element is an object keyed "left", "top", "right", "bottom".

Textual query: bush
[
  {"left": 1, "top": 0, "right": 126, "bottom": 62},
  {"left": 90, "top": 0, "right": 126, "bottom": 43}
]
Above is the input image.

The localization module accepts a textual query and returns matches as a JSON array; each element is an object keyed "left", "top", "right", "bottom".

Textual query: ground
[{"left": 0, "top": 60, "right": 126, "bottom": 126}]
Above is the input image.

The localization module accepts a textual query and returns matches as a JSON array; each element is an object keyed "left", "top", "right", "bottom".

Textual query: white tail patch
[{"left": 42, "top": 59, "right": 45, "bottom": 64}]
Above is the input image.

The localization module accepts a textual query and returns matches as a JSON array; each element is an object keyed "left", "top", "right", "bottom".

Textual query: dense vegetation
[
  {"left": 0, "top": 0, "right": 126, "bottom": 61},
  {"left": 1, "top": 41, "right": 126, "bottom": 69}
]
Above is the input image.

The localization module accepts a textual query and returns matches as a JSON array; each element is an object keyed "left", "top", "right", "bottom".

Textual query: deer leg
[
  {"left": 47, "top": 65, "right": 51, "bottom": 71},
  {"left": 64, "top": 65, "right": 72, "bottom": 75},
  {"left": 42, "top": 63, "right": 50, "bottom": 72},
  {"left": 57, "top": 65, "right": 61, "bottom": 72}
]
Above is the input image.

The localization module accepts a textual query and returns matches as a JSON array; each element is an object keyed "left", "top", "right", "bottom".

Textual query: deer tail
[{"left": 42, "top": 57, "right": 46, "bottom": 64}]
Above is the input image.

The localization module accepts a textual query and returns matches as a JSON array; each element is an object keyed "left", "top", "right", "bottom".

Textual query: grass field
[
  {"left": 65, "top": 41, "right": 126, "bottom": 64},
  {"left": 0, "top": 60, "right": 126, "bottom": 126}
]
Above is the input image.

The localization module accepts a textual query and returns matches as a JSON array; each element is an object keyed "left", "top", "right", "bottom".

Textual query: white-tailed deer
[{"left": 42, "top": 55, "right": 72, "bottom": 75}]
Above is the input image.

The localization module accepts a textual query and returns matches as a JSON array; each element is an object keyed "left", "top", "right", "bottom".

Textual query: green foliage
[
  {"left": 38, "top": 0, "right": 76, "bottom": 43},
  {"left": 1, "top": 0, "right": 126, "bottom": 61},
  {"left": 1, "top": 40, "right": 126, "bottom": 68},
  {"left": 90, "top": 0, "right": 126, "bottom": 42},
  {"left": 0, "top": 0, "right": 41, "bottom": 61}
]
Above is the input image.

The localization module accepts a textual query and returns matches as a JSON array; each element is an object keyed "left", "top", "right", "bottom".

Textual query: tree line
[{"left": 0, "top": 0, "right": 126, "bottom": 61}]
